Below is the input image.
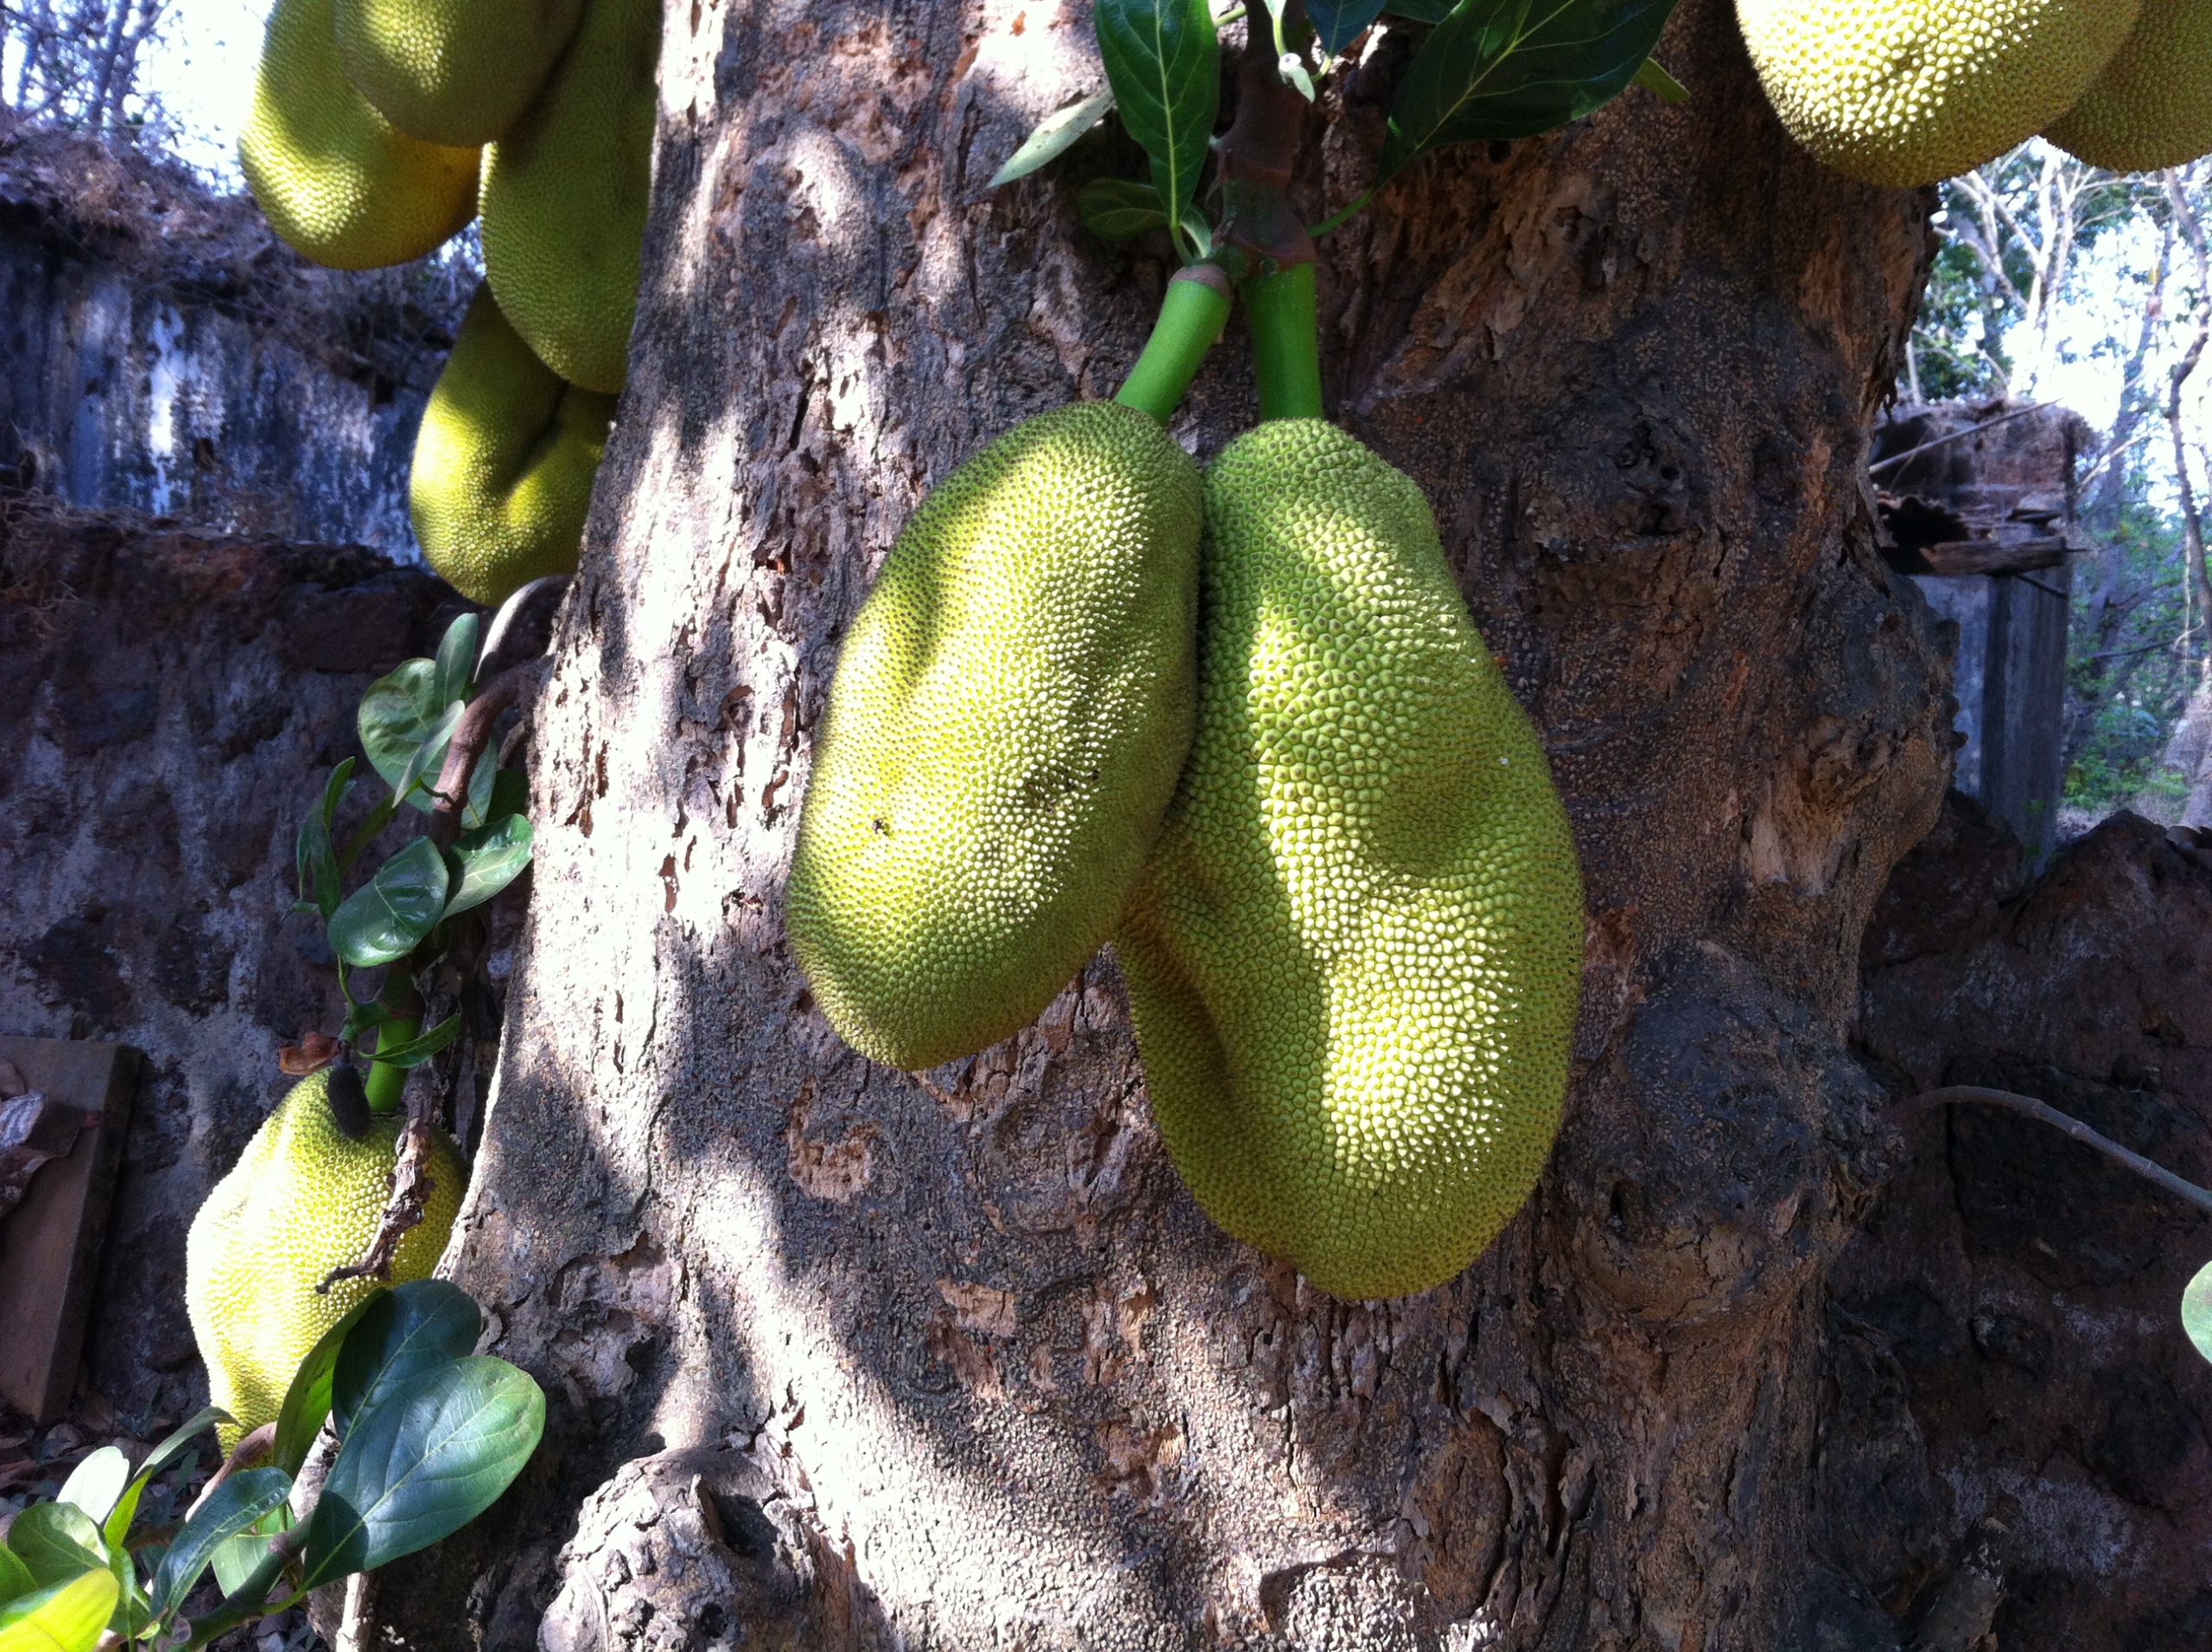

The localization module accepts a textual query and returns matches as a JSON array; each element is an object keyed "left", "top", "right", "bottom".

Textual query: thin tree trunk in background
[{"left": 375, "top": 1, "right": 1955, "bottom": 1644}]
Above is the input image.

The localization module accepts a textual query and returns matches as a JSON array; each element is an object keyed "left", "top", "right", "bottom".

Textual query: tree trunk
[{"left": 378, "top": 1, "right": 1955, "bottom": 1644}]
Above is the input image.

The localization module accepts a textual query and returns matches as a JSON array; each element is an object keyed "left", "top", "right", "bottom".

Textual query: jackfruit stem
[
  {"left": 363, "top": 1014, "right": 417, "bottom": 1114},
  {"left": 1244, "top": 261, "right": 1324, "bottom": 422},
  {"left": 1114, "top": 266, "right": 1234, "bottom": 426}
]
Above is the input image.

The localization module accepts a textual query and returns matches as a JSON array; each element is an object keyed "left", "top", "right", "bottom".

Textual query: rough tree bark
[{"left": 377, "top": 0, "right": 1955, "bottom": 1644}]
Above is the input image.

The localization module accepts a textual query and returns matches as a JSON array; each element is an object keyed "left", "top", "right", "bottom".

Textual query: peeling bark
[{"left": 377, "top": 0, "right": 1956, "bottom": 1644}]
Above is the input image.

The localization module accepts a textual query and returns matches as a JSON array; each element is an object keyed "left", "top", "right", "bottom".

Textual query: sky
[{"left": 144, "top": 0, "right": 261, "bottom": 179}]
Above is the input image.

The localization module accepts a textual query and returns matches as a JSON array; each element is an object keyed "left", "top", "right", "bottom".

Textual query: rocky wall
[
  {"left": 0, "top": 499, "right": 467, "bottom": 1424},
  {"left": 1843, "top": 793, "right": 2212, "bottom": 1649},
  {"left": 0, "top": 127, "right": 461, "bottom": 559}
]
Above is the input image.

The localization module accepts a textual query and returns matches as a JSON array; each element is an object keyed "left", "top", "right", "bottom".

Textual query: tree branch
[{"left": 1900, "top": 1086, "right": 2212, "bottom": 1216}]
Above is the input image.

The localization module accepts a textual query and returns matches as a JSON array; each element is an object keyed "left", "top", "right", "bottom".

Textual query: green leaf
[
  {"left": 5, "top": 1506, "right": 105, "bottom": 1588},
  {"left": 1630, "top": 54, "right": 1686, "bottom": 101},
  {"left": 2183, "top": 1257, "right": 2212, "bottom": 1365},
  {"left": 1078, "top": 177, "right": 1172, "bottom": 239},
  {"left": 358, "top": 659, "right": 445, "bottom": 791},
  {"left": 102, "top": 1407, "right": 225, "bottom": 1554},
  {"left": 1382, "top": 0, "right": 1454, "bottom": 20},
  {"left": 148, "top": 1470, "right": 291, "bottom": 1621},
  {"left": 394, "top": 701, "right": 467, "bottom": 815},
  {"left": 0, "top": 1569, "right": 118, "bottom": 1652},
  {"left": 207, "top": 1509, "right": 288, "bottom": 1601},
  {"left": 328, "top": 837, "right": 449, "bottom": 968},
  {"left": 273, "top": 1290, "right": 390, "bottom": 1476},
  {"left": 334, "top": 1282, "right": 485, "bottom": 1443},
  {"left": 54, "top": 1451, "right": 128, "bottom": 1526},
  {"left": 1379, "top": 0, "right": 1677, "bottom": 183},
  {"left": 431, "top": 613, "right": 480, "bottom": 712},
  {"left": 296, "top": 811, "right": 340, "bottom": 919},
  {"left": 299, "top": 1357, "right": 544, "bottom": 1589},
  {"left": 444, "top": 813, "right": 533, "bottom": 920},
  {"left": 362, "top": 1013, "right": 463, "bottom": 1071},
  {"left": 458, "top": 744, "right": 499, "bottom": 830},
  {"left": 1095, "top": 0, "right": 1219, "bottom": 229},
  {"left": 0, "top": 1550, "right": 33, "bottom": 1610},
  {"left": 989, "top": 86, "right": 1115, "bottom": 187},
  {"left": 1308, "top": 0, "right": 1389, "bottom": 54}
]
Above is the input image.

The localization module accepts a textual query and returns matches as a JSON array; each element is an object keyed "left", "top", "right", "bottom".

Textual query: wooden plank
[
  {"left": 0, "top": 1036, "right": 139, "bottom": 1422},
  {"left": 1920, "top": 537, "right": 2068, "bottom": 577}
]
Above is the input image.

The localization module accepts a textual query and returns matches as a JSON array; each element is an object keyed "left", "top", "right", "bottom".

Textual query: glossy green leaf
[
  {"left": 273, "top": 1289, "right": 390, "bottom": 1476},
  {"left": 358, "top": 659, "right": 445, "bottom": 791},
  {"left": 5, "top": 1506, "right": 104, "bottom": 1588},
  {"left": 1308, "top": 0, "right": 1389, "bottom": 54},
  {"left": 1078, "top": 177, "right": 1172, "bottom": 239},
  {"left": 54, "top": 1451, "right": 128, "bottom": 1526},
  {"left": 0, "top": 1569, "right": 118, "bottom": 1652},
  {"left": 989, "top": 86, "right": 1115, "bottom": 187},
  {"left": 1095, "top": 0, "right": 1219, "bottom": 227},
  {"left": 149, "top": 1469, "right": 291, "bottom": 1620},
  {"left": 431, "top": 613, "right": 480, "bottom": 712},
  {"left": 394, "top": 700, "right": 467, "bottom": 815},
  {"left": 328, "top": 837, "right": 449, "bottom": 968},
  {"left": 296, "top": 811, "right": 340, "bottom": 918},
  {"left": 1631, "top": 54, "right": 1686, "bottom": 101},
  {"left": 362, "top": 1013, "right": 463, "bottom": 1071},
  {"left": 334, "top": 1282, "right": 485, "bottom": 1443},
  {"left": 0, "top": 1550, "right": 33, "bottom": 1609},
  {"left": 2183, "top": 1258, "right": 2212, "bottom": 1365},
  {"left": 102, "top": 1407, "right": 225, "bottom": 1553},
  {"left": 299, "top": 1358, "right": 544, "bottom": 1589},
  {"left": 443, "top": 813, "right": 533, "bottom": 920},
  {"left": 1380, "top": 0, "right": 1676, "bottom": 182}
]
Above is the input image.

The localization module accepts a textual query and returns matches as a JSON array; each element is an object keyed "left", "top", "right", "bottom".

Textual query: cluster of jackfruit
[
  {"left": 1736, "top": 0, "right": 2212, "bottom": 186},
  {"left": 185, "top": 1070, "right": 466, "bottom": 1447},
  {"left": 790, "top": 402, "right": 1583, "bottom": 1299},
  {"left": 242, "top": 0, "right": 655, "bottom": 605}
]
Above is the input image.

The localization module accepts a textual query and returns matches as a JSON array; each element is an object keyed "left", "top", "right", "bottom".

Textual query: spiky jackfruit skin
[
  {"left": 185, "top": 1072, "right": 466, "bottom": 1449},
  {"left": 789, "top": 402, "right": 1202, "bottom": 1071},
  {"left": 480, "top": 0, "right": 656, "bottom": 394},
  {"left": 1735, "top": 0, "right": 2143, "bottom": 186},
  {"left": 241, "top": 0, "right": 479, "bottom": 270},
  {"left": 2045, "top": 0, "right": 2212, "bottom": 169},
  {"left": 333, "top": 0, "right": 587, "bottom": 147},
  {"left": 1116, "top": 422, "right": 1584, "bottom": 1301},
  {"left": 411, "top": 283, "right": 616, "bottom": 605}
]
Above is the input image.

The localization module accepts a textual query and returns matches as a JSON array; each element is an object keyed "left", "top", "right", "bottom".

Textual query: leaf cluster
[
  {"left": 0, "top": 1282, "right": 543, "bottom": 1652},
  {"left": 294, "top": 612, "right": 536, "bottom": 1067},
  {"left": 991, "top": 0, "right": 1678, "bottom": 257}
]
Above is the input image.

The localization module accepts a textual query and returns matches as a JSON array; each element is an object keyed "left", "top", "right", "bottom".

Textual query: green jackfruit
[
  {"left": 185, "top": 1071, "right": 466, "bottom": 1448},
  {"left": 334, "top": 0, "right": 588, "bottom": 147},
  {"left": 790, "top": 401, "right": 1203, "bottom": 1071},
  {"left": 480, "top": 0, "right": 656, "bottom": 394},
  {"left": 1735, "top": 0, "right": 2142, "bottom": 186},
  {"left": 241, "top": 0, "right": 479, "bottom": 270},
  {"left": 412, "top": 283, "right": 616, "bottom": 606},
  {"left": 2046, "top": 0, "right": 2212, "bottom": 169},
  {"left": 1117, "top": 421, "right": 1584, "bottom": 1301}
]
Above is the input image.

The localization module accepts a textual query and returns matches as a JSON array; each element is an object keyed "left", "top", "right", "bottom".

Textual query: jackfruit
[
  {"left": 412, "top": 283, "right": 617, "bottom": 606},
  {"left": 185, "top": 1071, "right": 467, "bottom": 1448},
  {"left": 241, "top": 0, "right": 480, "bottom": 270},
  {"left": 789, "top": 401, "right": 1202, "bottom": 1071},
  {"left": 1735, "top": 0, "right": 2143, "bottom": 186},
  {"left": 479, "top": 0, "right": 656, "bottom": 394},
  {"left": 1116, "top": 421, "right": 1584, "bottom": 1300},
  {"left": 333, "top": 0, "right": 588, "bottom": 147},
  {"left": 2045, "top": 0, "right": 2212, "bottom": 170}
]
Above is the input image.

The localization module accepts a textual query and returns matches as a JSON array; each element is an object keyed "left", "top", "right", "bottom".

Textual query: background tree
[{"left": 2, "top": 0, "right": 174, "bottom": 145}]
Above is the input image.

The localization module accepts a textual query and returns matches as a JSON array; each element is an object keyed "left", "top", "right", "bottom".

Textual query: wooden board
[{"left": 0, "top": 1036, "right": 139, "bottom": 1422}]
